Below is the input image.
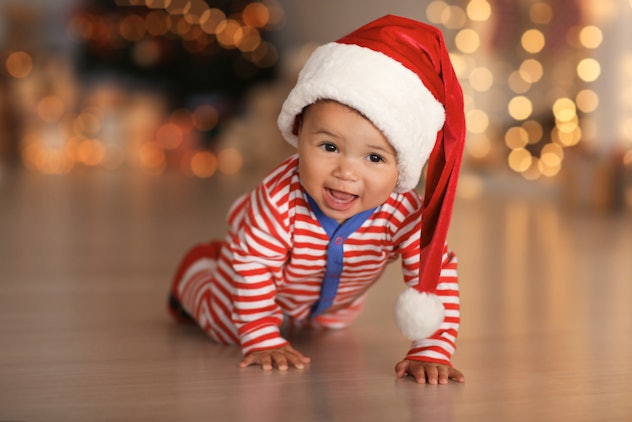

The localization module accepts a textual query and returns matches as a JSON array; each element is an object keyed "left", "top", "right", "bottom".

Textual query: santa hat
[{"left": 277, "top": 15, "right": 466, "bottom": 339}]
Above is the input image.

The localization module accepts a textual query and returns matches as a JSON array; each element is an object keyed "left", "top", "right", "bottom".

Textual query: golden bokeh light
[
  {"left": 539, "top": 143, "right": 564, "bottom": 177},
  {"left": 577, "top": 58, "right": 601, "bottom": 82},
  {"left": 579, "top": 25, "right": 603, "bottom": 49},
  {"left": 508, "top": 148, "right": 532, "bottom": 173},
  {"left": 576, "top": 89, "right": 599, "bottom": 113},
  {"left": 508, "top": 70, "right": 532, "bottom": 94},
  {"left": 552, "top": 97, "right": 577, "bottom": 122},
  {"left": 508, "top": 96, "right": 533, "bottom": 120},
  {"left": 585, "top": 0, "right": 618, "bottom": 23},
  {"left": 505, "top": 126, "right": 529, "bottom": 149},
  {"left": 441, "top": 6, "right": 467, "bottom": 29},
  {"left": 6, "top": 51, "right": 33, "bottom": 78},
  {"left": 521, "top": 29, "right": 546, "bottom": 54},
  {"left": 557, "top": 118, "right": 579, "bottom": 135},
  {"left": 426, "top": 1, "right": 449, "bottom": 24},
  {"left": 538, "top": 157, "right": 561, "bottom": 177},
  {"left": 466, "top": 0, "right": 491, "bottom": 21},
  {"left": 552, "top": 126, "right": 582, "bottom": 147},
  {"left": 522, "top": 120, "right": 543, "bottom": 144},
  {"left": 455, "top": 29, "right": 480, "bottom": 54},
  {"left": 542, "top": 142, "right": 564, "bottom": 161},
  {"left": 519, "top": 59, "right": 543, "bottom": 83},
  {"left": 522, "top": 161, "right": 542, "bottom": 181}
]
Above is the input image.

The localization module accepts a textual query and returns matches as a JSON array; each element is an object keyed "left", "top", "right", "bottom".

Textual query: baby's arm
[{"left": 239, "top": 344, "right": 311, "bottom": 371}]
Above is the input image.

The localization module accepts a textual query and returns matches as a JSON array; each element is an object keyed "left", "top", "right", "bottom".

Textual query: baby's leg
[{"left": 168, "top": 241, "right": 239, "bottom": 345}]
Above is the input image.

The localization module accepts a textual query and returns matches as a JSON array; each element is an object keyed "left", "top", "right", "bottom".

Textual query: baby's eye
[
  {"left": 367, "top": 153, "right": 384, "bottom": 163},
  {"left": 320, "top": 142, "right": 338, "bottom": 153}
]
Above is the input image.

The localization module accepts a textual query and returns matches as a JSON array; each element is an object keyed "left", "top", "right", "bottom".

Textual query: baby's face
[{"left": 297, "top": 101, "right": 399, "bottom": 224}]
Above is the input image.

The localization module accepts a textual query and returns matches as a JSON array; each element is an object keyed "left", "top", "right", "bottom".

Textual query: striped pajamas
[{"left": 172, "top": 154, "right": 460, "bottom": 366}]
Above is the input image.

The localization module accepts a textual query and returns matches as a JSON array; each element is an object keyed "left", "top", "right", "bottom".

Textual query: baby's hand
[
  {"left": 395, "top": 359, "right": 465, "bottom": 385},
  {"left": 239, "top": 344, "right": 311, "bottom": 371}
]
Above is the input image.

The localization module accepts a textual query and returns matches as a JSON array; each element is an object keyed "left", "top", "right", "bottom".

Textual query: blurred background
[{"left": 1, "top": 0, "right": 631, "bottom": 209}]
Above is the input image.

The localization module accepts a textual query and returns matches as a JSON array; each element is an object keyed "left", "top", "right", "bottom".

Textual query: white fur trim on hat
[
  {"left": 277, "top": 42, "right": 445, "bottom": 192},
  {"left": 393, "top": 286, "right": 445, "bottom": 340}
]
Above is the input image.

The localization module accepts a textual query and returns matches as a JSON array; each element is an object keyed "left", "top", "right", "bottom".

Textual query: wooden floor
[{"left": 1, "top": 164, "right": 631, "bottom": 422}]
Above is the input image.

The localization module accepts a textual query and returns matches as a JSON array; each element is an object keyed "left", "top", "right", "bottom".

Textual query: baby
[{"left": 169, "top": 15, "right": 466, "bottom": 384}]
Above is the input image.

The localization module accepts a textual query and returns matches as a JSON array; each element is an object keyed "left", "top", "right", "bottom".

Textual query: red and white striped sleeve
[
  {"left": 404, "top": 245, "right": 459, "bottom": 366},
  {"left": 229, "top": 169, "right": 293, "bottom": 356},
  {"left": 394, "top": 193, "right": 460, "bottom": 366}
]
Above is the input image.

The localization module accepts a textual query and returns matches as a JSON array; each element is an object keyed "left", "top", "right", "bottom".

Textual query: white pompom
[{"left": 393, "top": 287, "right": 445, "bottom": 340}]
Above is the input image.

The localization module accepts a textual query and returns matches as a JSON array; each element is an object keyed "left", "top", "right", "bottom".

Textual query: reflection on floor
[{"left": 1, "top": 167, "right": 631, "bottom": 421}]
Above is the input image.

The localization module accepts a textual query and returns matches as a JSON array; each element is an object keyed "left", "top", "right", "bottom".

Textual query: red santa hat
[{"left": 277, "top": 15, "right": 466, "bottom": 339}]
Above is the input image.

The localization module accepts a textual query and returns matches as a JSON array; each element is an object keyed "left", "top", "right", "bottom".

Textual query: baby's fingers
[
  {"left": 270, "top": 350, "right": 289, "bottom": 371},
  {"left": 448, "top": 367, "right": 465, "bottom": 383},
  {"left": 239, "top": 352, "right": 268, "bottom": 369}
]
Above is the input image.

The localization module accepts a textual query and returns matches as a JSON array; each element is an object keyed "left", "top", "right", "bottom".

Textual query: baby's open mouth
[{"left": 326, "top": 188, "right": 358, "bottom": 204}]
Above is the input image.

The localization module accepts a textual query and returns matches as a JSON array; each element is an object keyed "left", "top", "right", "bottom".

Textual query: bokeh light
[
  {"left": 519, "top": 59, "right": 543, "bottom": 84},
  {"left": 466, "top": 109, "right": 489, "bottom": 134},
  {"left": 217, "top": 147, "right": 244, "bottom": 175},
  {"left": 508, "top": 96, "right": 533, "bottom": 120},
  {"left": 466, "top": 0, "right": 491, "bottom": 21},
  {"left": 508, "top": 148, "right": 532, "bottom": 173},
  {"left": 242, "top": 2, "right": 270, "bottom": 28},
  {"left": 6, "top": 51, "right": 33, "bottom": 78},
  {"left": 469, "top": 67, "right": 494, "bottom": 92},
  {"left": 579, "top": 25, "right": 603, "bottom": 49},
  {"left": 577, "top": 58, "right": 601, "bottom": 82},
  {"left": 37, "top": 96, "right": 66, "bottom": 123},
  {"left": 455, "top": 29, "right": 480, "bottom": 53},
  {"left": 576, "top": 89, "right": 599, "bottom": 113},
  {"left": 190, "top": 151, "right": 218, "bottom": 178},
  {"left": 529, "top": 2, "right": 553, "bottom": 24},
  {"left": 521, "top": 29, "right": 546, "bottom": 54},
  {"left": 505, "top": 127, "right": 529, "bottom": 149}
]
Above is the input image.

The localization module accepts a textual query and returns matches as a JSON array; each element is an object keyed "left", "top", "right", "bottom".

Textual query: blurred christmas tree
[{"left": 71, "top": 0, "right": 282, "bottom": 120}]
